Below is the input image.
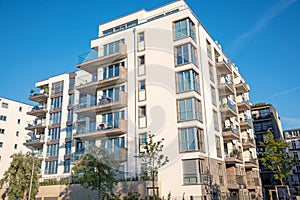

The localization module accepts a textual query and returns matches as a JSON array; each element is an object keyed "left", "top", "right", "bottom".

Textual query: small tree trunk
[
  {"left": 23, "top": 189, "right": 27, "bottom": 200},
  {"left": 152, "top": 171, "right": 155, "bottom": 200}
]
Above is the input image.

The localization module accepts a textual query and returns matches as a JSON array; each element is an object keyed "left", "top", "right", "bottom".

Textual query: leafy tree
[
  {"left": 0, "top": 152, "right": 40, "bottom": 200},
  {"left": 137, "top": 134, "right": 169, "bottom": 199},
  {"left": 259, "top": 130, "right": 297, "bottom": 185},
  {"left": 72, "top": 145, "right": 120, "bottom": 200}
]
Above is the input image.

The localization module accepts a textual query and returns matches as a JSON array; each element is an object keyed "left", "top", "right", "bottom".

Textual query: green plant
[
  {"left": 123, "top": 192, "right": 141, "bottom": 200},
  {"left": 230, "top": 148, "right": 240, "bottom": 157}
]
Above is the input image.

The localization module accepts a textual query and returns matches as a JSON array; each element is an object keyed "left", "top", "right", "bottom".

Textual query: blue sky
[{"left": 0, "top": 0, "right": 299, "bottom": 129}]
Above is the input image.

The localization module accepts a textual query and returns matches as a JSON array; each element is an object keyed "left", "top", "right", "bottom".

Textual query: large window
[
  {"left": 67, "top": 109, "right": 73, "bottom": 122},
  {"left": 177, "top": 70, "right": 199, "bottom": 93},
  {"left": 175, "top": 43, "right": 197, "bottom": 66},
  {"left": 103, "top": 39, "right": 124, "bottom": 56},
  {"left": 107, "top": 137, "right": 125, "bottom": 157},
  {"left": 209, "top": 62, "right": 215, "bottom": 82},
  {"left": 65, "top": 141, "right": 71, "bottom": 155},
  {"left": 213, "top": 110, "right": 219, "bottom": 131},
  {"left": 47, "top": 144, "right": 59, "bottom": 157},
  {"left": 64, "top": 159, "right": 71, "bottom": 173},
  {"left": 182, "top": 159, "right": 205, "bottom": 185},
  {"left": 49, "top": 112, "right": 62, "bottom": 124},
  {"left": 48, "top": 127, "right": 60, "bottom": 140},
  {"left": 51, "top": 96, "right": 63, "bottom": 109},
  {"left": 45, "top": 160, "right": 58, "bottom": 174},
  {"left": 101, "top": 86, "right": 124, "bottom": 103},
  {"left": 52, "top": 81, "right": 64, "bottom": 94},
  {"left": 100, "top": 111, "right": 125, "bottom": 129},
  {"left": 178, "top": 98, "right": 202, "bottom": 122},
  {"left": 179, "top": 128, "right": 204, "bottom": 152},
  {"left": 69, "top": 78, "right": 75, "bottom": 90},
  {"left": 174, "top": 18, "right": 195, "bottom": 40},
  {"left": 218, "top": 163, "right": 224, "bottom": 185},
  {"left": 253, "top": 121, "right": 272, "bottom": 132},
  {"left": 211, "top": 86, "right": 217, "bottom": 105},
  {"left": 216, "top": 136, "right": 222, "bottom": 158},
  {"left": 103, "top": 62, "right": 123, "bottom": 80}
]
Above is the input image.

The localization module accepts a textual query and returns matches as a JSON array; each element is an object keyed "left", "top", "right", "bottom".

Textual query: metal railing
[
  {"left": 29, "top": 89, "right": 49, "bottom": 97},
  {"left": 221, "top": 99, "right": 236, "bottom": 112},
  {"left": 30, "top": 104, "right": 47, "bottom": 112},
  {"left": 27, "top": 119, "right": 47, "bottom": 127}
]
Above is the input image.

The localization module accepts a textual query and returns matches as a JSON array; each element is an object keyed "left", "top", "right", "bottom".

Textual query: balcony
[
  {"left": 97, "top": 65, "right": 127, "bottom": 89},
  {"left": 225, "top": 152, "right": 243, "bottom": 165},
  {"left": 25, "top": 119, "right": 47, "bottom": 131},
  {"left": 27, "top": 105, "right": 48, "bottom": 117},
  {"left": 244, "top": 159, "right": 259, "bottom": 169},
  {"left": 235, "top": 82, "right": 249, "bottom": 94},
  {"left": 218, "top": 76, "right": 234, "bottom": 96},
  {"left": 71, "top": 149, "right": 85, "bottom": 164},
  {"left": 24, "top": 135, "right": 45, "bottom": 148},
  {"left": 73, "top": 119, "right": 127, "bottom": 141},
  {"left": 227, "top": 175, "right": 246, "bottom": 189},
  {"left": 220, "top": 100, "right": 237, "bottom": 118},
  {"left": 242, "top": 138, "right": 256, "bottom": 149},
  {"left": 247, "top": 178, "right": 261, "bottom": 189},
  {"left": 222, "top": 125, "right": 240, "bottom": 141},
  {"left": 240, "top": 118, "right": 253, "bottom": 130},
  {"left": 216, "top": 59, "right": 232, "bottom": 75},
  {"left": 77, "top": 43, "right": 127, "bottom": 74},
  {"left": 237, "top": 99, "right": 251, "bottom": 112},
  {"left": 29, "top": 90, "right": 49, "bottom": 102}
]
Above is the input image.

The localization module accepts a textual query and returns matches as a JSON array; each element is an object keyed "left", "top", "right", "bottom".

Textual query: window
[
  {"left": 206, "top": 40, "right": 212, "bottom": 59},
  {"left": 48, "top": 127, "right": 60, "bottom": 140},
  {"left": 47, "top": 144, "right": 59, "bottom": 157},
  {"left": 0, "top": 129, "right": 5, "bottom": 134},
  {"left": 138, "top": 55, "right": 146, "bottom": 76},
  {"left": 179, "top": 128, "right": 204, "bottom": 152},
  {"left": 174, "top": 18, "right": 195, "bottom": 40},
  {"left": 100, "top": 111, "right": 125, "bottom": 129},
  {"left": 64, "top": 159, "right": 71, "bottom": 173},
  {"left": 14, "top": 144, "right": 17, "bottom": 149},
  {"left": 52, "top": 81, "right": 64, "bottom": 94},
  {"left": 17, "top": 119, "right": 21, "bottom": 124},
  {"left": 291, "top": 141, "right": 296, "bottom": 149},
  {"left": 65, "top": 141, "right": 72, "bottom": 155},
  {"left": 66, "top": 125, "right": 73, "bottom": 138},
  {"left": 68, "top": 94, "right": 74, "bottom": 106},
  {"left": 16, "top": 131, "right": 19, "bottom": 137},
  {"left": 103, "top": 39, "right": 124, "bottom": 56},
  {"left": 211, "top": 86, "right": 216, "bottom": 105},
  {"left": 216, "top": 136, "right": 222, "bottom": 158},
  {"left": 182, "top": 159, "right": 205, "bottom": 185},
  {"left": 0, "top": 115, "right": 7, "bottom": 121},
  {"left": 213, "top": 110, "right": 219, "bottom": 131},
  {"left": 294, "top": 152, "right": 298, "bottom": 159},
  {"left": 178, "top": 98, "right": 202, "bottom": 122},
  {"left": 51, "top": 96, "right": 63, "bottom": 109},
  {"left": 67, "top": 109, "right": 73, "bottom": 122},
  {"left": 177, "top": 70, "right": 199, "bottom": 93},
  {"left": 103, "top": 63, "right": 120, "bottom": 80},
  {"left": 139, "top": 133, "right": 147, "bottom": 152},
  {"left": 218, "top": 163, "right": 224, "bottom": 185},
  {"left": 0, "top": 142, "right": 3, "bottom": 147},
  {"left": 69, "top": 78, "right": 75, "bottom": 90},
  {"left": 209, "top": 62, "right": 215, "bottom": 82},
  {"left": 102, "top": 87, "right": 123, "bottom": 102},
  {"left": 138, "top": 32, "right": 144, "bottom": 42},
  {"left": 1, "top": 102, "right": 8, "bottom": 108},
  {"left": 19, "top": 107, "right": 22, "bottom": 112},
  {"left": 139, "top": 55, "right": 145, "bottom": 65},
  {"left": 49, "top": 112, "right": 62, "bottom": 124},
  {"left": 139, "top": 106, "right": 146, "bottom": 117},
  {"left": 139, "top": 80, "right": 145, "bottom": 91},
  {"left": 175, "top": 43, "right": 197, "bottom": 66},
  {"left": 107, "top": 137, "right": 125, "bottom": 157},
  {"left": 45, "top": 160, "right": 58, "bottom": 174}
]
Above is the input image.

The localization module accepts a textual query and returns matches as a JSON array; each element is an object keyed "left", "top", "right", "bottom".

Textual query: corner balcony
[
  {"left": 240, "top": 118, "right": 253, "bottom": 130},
  {"left": 29, "top": 90, "right": 49, "bottom": 103},
  {"left": 237, "top": 99, "right": 251, "bottom": 112},
  {"left": 220, "top": 101, "right": 237, "bottom": 118},
  {"left": 73, "top": 119, "right": 127, "bottom": 141},
  {"left": 77, "top": 43, "right": 127, "bottom": 74},
  {"left": 235, "top": 82, "right": 250, "bottom": 94},
  {"left": 242, "top": 138, "right": 256, "bottom": 149},
  {"left": 227, "top": 175, "right": 246, "bottom": 189},
  {"left": 222, "top": 125, "right": 240, "bottom": 141},
  {"left": 218, "top": 77, "right": 234, "bottom": 96},
  {"left": 27, "top": 105, "right": 48, "bottom": 117},
  {"left": 25, "top": 119, "right": 47, "bottom": 131},
  {"left": 244, "top": 159, "right": 259, "bottom": 169},
  {"left": 216, "top": 59, "right": 232, "bottom": 75},
  {"left": 24, "top": 135, "right": 45, "bottom": 149}
]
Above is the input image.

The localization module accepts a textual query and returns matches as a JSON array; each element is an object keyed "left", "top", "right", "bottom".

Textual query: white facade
[{"left": 0, "top": 97, "right": 34, "bottom": 179}]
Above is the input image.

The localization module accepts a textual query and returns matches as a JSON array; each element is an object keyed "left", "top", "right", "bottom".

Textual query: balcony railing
[
  {"left": 227, "top": 175, "right": 246, "bottom": 188},
  {"left": 220, "top": 99, "right": 236, "bottom": 117},
  {"left": 222, "top": 124, "right": 240, "bottom": 141},
  {"left": 216, "top": 58, "right": 232, "bottom": 74},
  {"left": 240, "top": 117, "right": 253, "bottom": 130},
  {"left": 27, "top": 105, "right": 48, "bottom": 117},
  {"left": 29, "top": 89, "right": 49, "bottom": 102},
  {"left": 26, "top": 119, "right": 47, "bottom": 130},
  {"left": 235, "top": 81, "right": 249, "bottom": 93},
  {"left": 71, "top": 149, "right": 86, "bottom": 162},
  {"left": 24, "top": 135, "right": 45, "bottom": 148}
]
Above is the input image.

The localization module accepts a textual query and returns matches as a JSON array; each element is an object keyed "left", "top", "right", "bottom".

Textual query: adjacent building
[
  {"left": 251, "top": 103, "right": 284, "bottom": 199},
  {"left": 0, "top": 97, "right": 34, "bottom": 179},
  {"left": 284, "top": 128, "right": 300, "bottom": 197},
  {"left": 25, "top": 1, "right": 263, "bottom": 199}
]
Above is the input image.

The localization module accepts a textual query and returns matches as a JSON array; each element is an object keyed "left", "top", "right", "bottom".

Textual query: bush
[{"left": 123, "top": 192, "right": 141, "bottom": 200}]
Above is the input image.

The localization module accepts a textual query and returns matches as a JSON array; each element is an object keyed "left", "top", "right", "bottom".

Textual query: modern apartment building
[
  {"left": 251, "top": 103, "right": 284, "bottom": 199},
  {"left": 284, "top": 128, "right": 300, "bottom": 197},
  {"left": 0, "top": 97, "right": 34, "bottom": 179},
  {"left": 69, "top": 0, "right": 262, "bottom": 199}
]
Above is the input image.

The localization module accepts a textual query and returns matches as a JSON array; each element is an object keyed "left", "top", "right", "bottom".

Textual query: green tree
[
  {"left": 137, "top": 134, "right": 169, "bottom": 199},
  {"left": 71, "top": 146, "right": 120, "bottom": 200},
  {"left": 0, "top": 152, "right": 40, "bottom": 200},
  {"left": 259, "top": 130, "right": 297, "bottom": 185}
]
